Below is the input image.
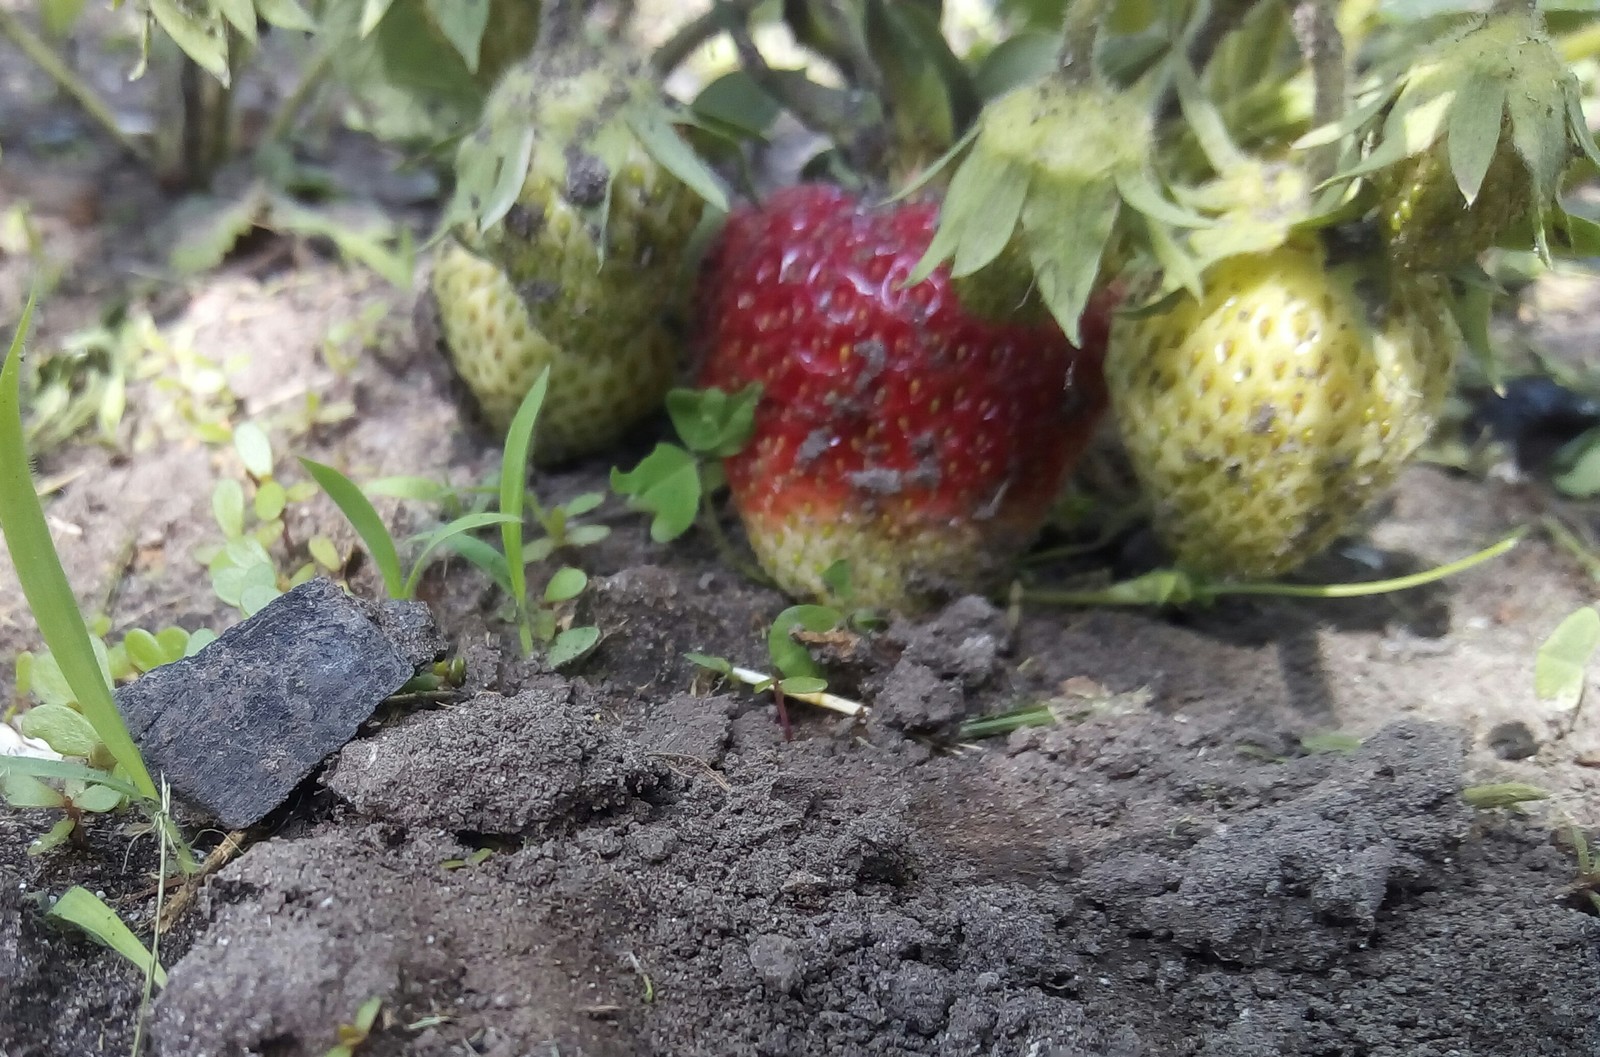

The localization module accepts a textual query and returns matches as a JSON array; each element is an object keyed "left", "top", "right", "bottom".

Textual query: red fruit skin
[{"left": 696, "top": 184, "right": 1113, "bottom": 610}]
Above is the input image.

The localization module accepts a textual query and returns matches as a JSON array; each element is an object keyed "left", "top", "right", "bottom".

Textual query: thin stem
[
  {"left": 0, "top": 8, "right": 152, "bottom": 165},
  {"left": 263, "top": 44, "right": 335, "bottom": 146},
  {"left": 651, "top": 0, "right": 760, "bottom": 79},
  {"left": 1216, "top": 532, "right": 1521, "bottom": 598},
  {"left": 697, "top": 492, "right": 773, "bottom": 587},
  {"left": 1058, "top": 0, "right": 1112, "bottom": 83},
  {"left": 1288, "top": 0, "right": 1347, "bottom": 184},
  {"left": 1542, "top": 514, "right": 1600, "bottom": 582}
]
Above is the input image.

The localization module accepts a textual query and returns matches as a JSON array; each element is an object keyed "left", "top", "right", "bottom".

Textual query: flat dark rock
[{"left": 115, "top": 578, "right": 443, "bottom": 828}]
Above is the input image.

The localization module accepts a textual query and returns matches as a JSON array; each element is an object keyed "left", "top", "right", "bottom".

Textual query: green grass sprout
[
  {"left": 0, "top": 292, "right": 157, "bottom": 800},
  {"left": 46, "top": 886, "right": 168, "bottom": 988},
  {"left": 499, "top": 367, "right": 551, "bottom": 657}
]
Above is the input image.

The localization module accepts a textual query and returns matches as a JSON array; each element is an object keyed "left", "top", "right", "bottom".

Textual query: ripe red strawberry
[{"left": 696, "top": 184, "right": 1113, "bottom": 613}]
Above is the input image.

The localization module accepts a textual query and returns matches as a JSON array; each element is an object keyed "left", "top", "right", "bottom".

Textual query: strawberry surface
[{"left": 696, "top": 184, "right": 1112, "bottom": 612}]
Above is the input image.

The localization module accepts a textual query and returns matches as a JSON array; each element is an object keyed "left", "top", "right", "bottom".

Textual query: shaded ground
[{"left": 3, "top": 7, "right": 1600, "bottom": 1056}]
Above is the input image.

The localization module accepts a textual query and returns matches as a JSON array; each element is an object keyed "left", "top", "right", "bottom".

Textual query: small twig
[
  {"left": 0, "top": 8, "right": 152, "bottom": 165},
  {"left": 727, "top": 665, "right": 867, "bottom": 718},
  {"left": 1287, "top": 0, "right": 1347, "bottom": 184}
]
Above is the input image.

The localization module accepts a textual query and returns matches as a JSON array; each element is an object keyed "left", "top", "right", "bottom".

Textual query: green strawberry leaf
[
  {"left": 611, "top": 444, "right": 702, "bottom": 543},
  {"left": 624, "top": 107, "right": 731, "bottom": 215},
  {"left": 1445, "top": 76, "right": 1506, "bottom": 205},
  {"left": 425, "top": 0, "right": 491, "bottom": 73},
  {"left": 768, "top": 605, "right": 842, "bottom": 681},
  {"left": 665, "top": 385, "right": 761, "bottom": 457},
  {"left": 1534, "top": 606, "right": 1600, "bottom": 713}
]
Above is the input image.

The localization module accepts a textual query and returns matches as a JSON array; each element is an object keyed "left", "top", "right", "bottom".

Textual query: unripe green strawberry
[
  {"left": 430, "top": 241, "right": 679, "bottom": 461},
  {"left": 1348, "top": 7, "right": 1600, "bottom": 272},
  {"left": 1106, "top": 238, "right": 1461, "bottom": 578},
  {"left": 430, "top": 43, "right": 718, "bottom": 461}
]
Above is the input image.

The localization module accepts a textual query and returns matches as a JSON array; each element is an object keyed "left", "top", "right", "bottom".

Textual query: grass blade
[
  {"left": 47, "top": 886, "right": 168, "bottom": 987},
  {"left": 299, "top": 457, "right": 405, "bottom": 598},
  {"left": 441, "top": 534, "right": 514, "bottom": 594},
  {"left": 0, "top": 755, "right": 143, "bottom": 799},
  {"left": 0, "top": 293, "right": 157, "bottom": 800},
  {"left": 400, "top": 511, "right": 522, "bottom": 597},
  {"left": 499, "top": 368, "right": 551, "bottom": 657}
]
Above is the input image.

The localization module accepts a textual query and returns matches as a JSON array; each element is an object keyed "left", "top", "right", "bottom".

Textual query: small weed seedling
[
  {"left": 1560, "top": 824, "right": 1600, "bottom": 914},
  {"left": 1534, "top": 604, "right": 1600, "bottom": 727},
  {"left": 1, "top": 295, "right": 195, "bottom": 1012},
  {"left": 323, "top": 996, "right": 385, "bottom": 1057},
  {"left": 306, "top": 367, "right": 601, "bottom": 668},
  {"left": 612, "top": 384, "right": 763, "bottom": 576},
  {"left": 198, "top": 421, "right": 337, "bottom": 616}
]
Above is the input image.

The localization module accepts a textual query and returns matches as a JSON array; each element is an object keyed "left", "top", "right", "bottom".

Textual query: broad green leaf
[
  {"left": 232, "top": 421, "right": 274, "bottom": 478},
  {"left": 254, "top": 480, "right": 287, "bottom": 521},
  {"left": 1446, "top": 76, "right": 1506, "bottom": 206},
  {"left": 611, "top": 444, "right": 700, "bottom": 543},
  {"left": 72, "top": 782, "right": 126, "bottom": 813},
  {"left": 122, "top": 628, "right": 168, "bottom": 673},
  {"left": 300, "top": 457, "right": 405, "bottom": 598},
  {"left": 3, "top": 772, "right": 68, "bottom": 809},
  {"left": 148, "top": 0, "right": 231, "bottom": 85},
  {"left": 547, "top": 626, "right": 601, "bottom": 669},
  {"left": 952, "top": 161, "right": 1030, "bottom": 279},
  {"left": 47, "top": 887, "right": 168, "bottom": 988},
  {"left": 425, "top": 0, "right": 491, "bottom": 72},
  {"left": 767, "top": 605, "right": 842, "bottom": 681},
  {"left": 1534, "top": 606, "right": 1600, "bottom": 712},
  {"left": 212, "top": 479, "right": 246, "bottom": 539},
  {"left": 665, "top": 385, "right": 761, "bottom": 457},
  {"left": 691, "top": 72, "right": 782, "bottom": 138},
  {"left": 544, "top": 567, "right": 588, "bottom": 603},
  {"left": 624, "top": 109, "right": 730, "bottom": 214},
  {"left": 26, "top": 652, "right": 76, "bottom": 708},
  {"left": 0, "top": 295, "right": 156, "bottom": 799}
]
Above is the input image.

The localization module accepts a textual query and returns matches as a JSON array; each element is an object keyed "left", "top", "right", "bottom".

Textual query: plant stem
[
  {"left": 1288, "top": 0, "right": 1347, "bottom": 184},
  {"left": 697, "top": 494, "right": 773, "bottom": 587},
  {"left": 0, "top": 8, "right": 152, "bottom": 165},
  {"left": 1058, "top": 0, "right": 1111, "bottom": 83},
  {"left": 263, "top": 44, "right": 335, "bottom": 146},
  {"left": 651, "top": 0, "right": 760, "bottom": 79},
  {"left": 1216, "top": 532, "right": 1521, "bottom": 598},
  {"left": 727, "top": 665, "right": 867, "bottom": 718}
]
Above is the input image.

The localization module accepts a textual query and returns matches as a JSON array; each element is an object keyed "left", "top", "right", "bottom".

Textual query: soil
[{"left": 3, "top": 8, "right": 1600, "bottom": 1057}]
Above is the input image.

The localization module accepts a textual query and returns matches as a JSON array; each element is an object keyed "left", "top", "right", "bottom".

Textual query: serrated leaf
[
  {"left": 212, "top": 479, "right": 245, "bottom": 540},
  {"left": 547, "top": 626, "right": 601, "bottom": 669},
  {"left": 1446, "top": 76, "right": 1506, "bottom": 206},
  {"left": 624, "top": 108, "right": 730, "bottom": 214},
  {"left": 767, "top": 605, "right": 841, "bottom": 680},
  {"left": 123, "top": 628, "right": 167, "bottom": 673},
  {"left": 254, "top": 480, "right": 287, "bottom": 521},
  {"left": 233, "top": 421, "right": 274, "bottom": 478},
  {"left": 544, "top": 567, "right": 588, "bottom": 603},
  {"left": 611, "top": 444, "right": 701, "bottom": 543},
  {"left": 47, "top": 887, "right": 167, "bottom": 987},
  {"left": 425, "top": 0, "right": 491, "bottom": 72},
  {"left": 1534, "top": 606, "right": 1600, "bottom": 712}
]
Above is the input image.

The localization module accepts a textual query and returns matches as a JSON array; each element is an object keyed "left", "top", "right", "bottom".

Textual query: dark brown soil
[{"left": 3, "top": 9, "right": 1600, "bottom": 1057}]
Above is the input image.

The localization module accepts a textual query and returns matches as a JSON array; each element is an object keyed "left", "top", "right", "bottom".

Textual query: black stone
[{"left": 114, "top": 578, "right": 443, "bottom": 828}]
